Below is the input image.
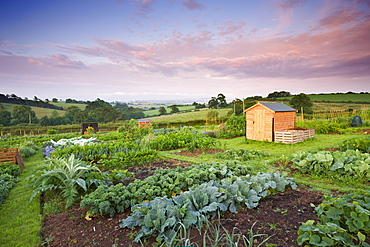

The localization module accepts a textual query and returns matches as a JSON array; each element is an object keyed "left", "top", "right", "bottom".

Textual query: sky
[{"left": 0, "top": 0, "right": 369, "bottom": 103}]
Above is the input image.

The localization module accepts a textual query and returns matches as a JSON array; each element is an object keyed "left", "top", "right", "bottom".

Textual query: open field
[
  {"left": 149, "top": 107, "right": 231, "bottom": 125},
  {"left": 50, "top": 102, "right": 87, "bottom": 110},
  {"left": 1, "top": 103, "right": 66, "bottom": 118},
  {"left": 143, "top": 105, "right": 196, "bottom": 117},
  {"left": 281, "top": 93, "right": 370, "bottom": 103}
]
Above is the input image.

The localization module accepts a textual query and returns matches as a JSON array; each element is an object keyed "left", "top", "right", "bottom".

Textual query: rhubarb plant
[
  {"left": 291, "top": 150, "right": 370, "bottom": 179},
  {"left": 297, "top": 189, "right": 370, "bottom": 246}
]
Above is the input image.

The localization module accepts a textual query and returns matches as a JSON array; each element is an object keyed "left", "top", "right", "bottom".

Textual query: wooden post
[{"left": 301, "top": 107, "right": 304, "bottom": 123}]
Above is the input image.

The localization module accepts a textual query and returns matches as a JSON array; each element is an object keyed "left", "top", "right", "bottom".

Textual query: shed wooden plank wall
[
  {"left": 246, "top": 105, "right": 275, "bottom": 142},
  {"left": 273, "top": 112, "right": 296, "bottom": 131}
]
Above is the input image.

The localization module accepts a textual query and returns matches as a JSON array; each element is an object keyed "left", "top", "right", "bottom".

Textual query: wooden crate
[
  {"left": 0, "top": 148, "right": 24, "bottom": 168},
  {"left": 275, "top": 129, "right": 315, "bottom": 144}
]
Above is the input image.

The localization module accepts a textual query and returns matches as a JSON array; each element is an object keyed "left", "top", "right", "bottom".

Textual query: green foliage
[
  {"left": 296, "top": 120, "right": 349, "bottom": 134},
  {"left": 27, "top": 154, "right": 102, "bottom": 209},
  {"left": 291, "top": 150, "right": 370, "bottom": 180},
  {"left": 46, "top": 129, "right": 58, "bottom": 135},
  {"left": 0, "top": 163, "right": 20, "bottom": 207},
  {"left": 215, "top": 149, "right": 269, "bottom": 161},
  {"left": 158, "top": 106, "right": 167, "bottom": 115},
  {"left": 116, "top": 119, "right": 153, "bottom": 141},
  {"left": 340, "top": 137, "right": 370, "bottom": 153},
  {"left": 80, "top": 162, "right": 252, "bottom": 216},
  {"left": 97, "top": 149, "right": 159, "bottom": 170},
  {"left": 19, "top": 141, "right": 39, "bottom": 158},
  {"left": 0, "top": 162, "right": 21, "bottom": 177},
  {"left": 0, "top": 162, "right": 21, "bottom": 206},
  {"left": 297, "top": 190, "right": 370, "bottom": 246},
  {"left": 289, "top": 93, "right": 313, "bottom": 114},
  {"left": 216, "top": 114, "right": 246, "bottom": 138},
  {"left": 147, "top": 127, "right": 216, "bottom": 152},
  {"left": 119, "top": 172, "right": 296, "bottom": 243}
]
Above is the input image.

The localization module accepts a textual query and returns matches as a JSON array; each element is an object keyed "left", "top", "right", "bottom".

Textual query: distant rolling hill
[
  {"left": 281, "top": 93, "right": 370, "bottom": 103},
  {"left": 1, "top": 103, "right": 66, "bottom": 118}
]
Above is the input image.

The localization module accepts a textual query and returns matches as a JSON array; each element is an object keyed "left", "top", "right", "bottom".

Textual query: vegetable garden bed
[{"left": 42, "top": 159, "right": 324, "bottom": 247}]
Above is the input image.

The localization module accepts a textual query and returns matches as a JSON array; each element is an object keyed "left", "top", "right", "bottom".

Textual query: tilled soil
[{"left": 42, "top": 187, "right": 323, "bottom": 247}]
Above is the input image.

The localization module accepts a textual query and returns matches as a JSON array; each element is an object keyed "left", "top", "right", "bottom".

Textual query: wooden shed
[{"left": 245, "top": 102, "right": 297, "bottom": 142}]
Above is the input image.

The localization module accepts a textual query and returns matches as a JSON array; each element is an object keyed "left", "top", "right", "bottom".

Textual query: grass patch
[
  {"left": 164, "top": 133, "right": 368, "bottom": 194},
  {"left": 150, "top": 108, "right": 231, "bottom": 125},
  {"left": 0, "top": 152, "right": 43, "bottom": 247},
  {"left": 144, "top": 105, "right": 196, "bottom": 117},
  {"left": 50, "top": 102, "right": 87, "bottom": 110},
  {"left": 1, "top": 103, "right": 65, "bottom": 119},
  {"left": 281, "top": 93, "right": 370, "bottom": 103}
]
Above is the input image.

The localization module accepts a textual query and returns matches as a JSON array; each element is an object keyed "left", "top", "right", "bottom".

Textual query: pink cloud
[
  {"left": 28, "top": 57, "right": 44, "bottom": 66},
  {"left": 182, "top": 0, "right": 206, "bottom": 11},
  {"left": 40, "top": 2, "right": 370, "bottom": 81},
  {"left": 26, "top": 54, "right": 87, "bottom": 69},
  {"left": 317, "top": 6, "right": 364, "bottom": 29}
]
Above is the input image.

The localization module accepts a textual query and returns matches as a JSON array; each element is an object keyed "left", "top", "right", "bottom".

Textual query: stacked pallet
[
  {"left": 0, "top": 148, "right": 24, "bottom": 168},
  {"left": 274, "top": 129, "right": 315, "bottom": 144}
]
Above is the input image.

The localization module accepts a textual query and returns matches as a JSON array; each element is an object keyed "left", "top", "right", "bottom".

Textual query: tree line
[
  {"left": 0, "top": 94, "right": 63, "bottom": 110},
  {"left": 0, "top": 98, "right": 146, "bottom": 127}
]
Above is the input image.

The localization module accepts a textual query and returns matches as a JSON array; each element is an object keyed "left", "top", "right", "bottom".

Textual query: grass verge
[{"left": 0, "top": 151, "right": 43, "bottom": 247}]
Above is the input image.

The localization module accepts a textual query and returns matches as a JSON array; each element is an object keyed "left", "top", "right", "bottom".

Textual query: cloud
[
  {"left": 317, "top": 6, "right": 365, "bottom": 29},
  {"left": 27, "top": 54, "right": 87, "bottom": 69},
  {"left": 182, "top": 0, "right": 206, "bottom": 11},
  {"left": 135, "top": 0, "right": 155, "bottom": 13},
  {"left": 276, "top": 0, "right": 308, "bottom": 9},
  {"left": 57, "top": 12, "right": 370, "bottom": 80},
  {"left": 217, "top": 21, "right": 248, "bottom": 37}
]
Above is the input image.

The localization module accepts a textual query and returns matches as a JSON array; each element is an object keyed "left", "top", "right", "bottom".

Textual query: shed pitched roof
[
  {"left": 245, "top": 102, "right": 297, "bottom": 112},
  {"left": 260, "top": 103, "right": 296, "bottom": 112}
]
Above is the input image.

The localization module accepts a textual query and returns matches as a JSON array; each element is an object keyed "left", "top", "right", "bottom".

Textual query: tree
[
  {"left": 289, "top": 93, "right": 313, "bottom": 114},
  {"left": 88, "top": 106, "right": 121, "bottom": 123},
  {"left": 158, "top": 106, "right": 167, "bottom": 115},
  {"left": 170, "top": 105, "right": 179, "bottom": 114},
  {"left": 231, "top": 98, "right": 243, "bottom": 115},
  {"left": 217, "top": 93, "right": 228, "bottom": 108},
  {"left": 267, "top": 91, "right": 291, "bottom": 98},
  {"left": 85, "top": 98, "right": 111, "bottom": 112},
  {"left": 12, "top": 105, "right": 37, "bottom": 124},
  {"left": 0, "top": 110, "right": 11, "bottom": 126},
  {"left": 52, "top": 98, "right": 58, "bottom": 103},
  {"left": 208, "top": 97, "right": 219, "bottom": 109},
  {"left": 65, "top": 106, "right": 85, "bottom": 123},
  {"left": 39, "top": 116, "right": 51, "bottom": 126},
  {"left": 208, "top": 93, "right": 228, "bottom": 109}
]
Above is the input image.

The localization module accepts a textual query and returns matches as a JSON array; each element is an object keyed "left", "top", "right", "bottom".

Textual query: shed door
[{"left": 253, "top": 110, "right": 265, "bottom": 141}]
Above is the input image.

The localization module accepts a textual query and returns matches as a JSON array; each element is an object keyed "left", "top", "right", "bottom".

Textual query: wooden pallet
[
  {"left": 275, "top": 129, "right": 315, "bottom": 144},
  {"left": 0, "top": 148, "right": 25, "bottom": 168}
]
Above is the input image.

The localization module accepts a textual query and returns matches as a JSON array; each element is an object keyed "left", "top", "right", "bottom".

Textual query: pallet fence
[
  {"left": 275, "top": 129, "right": 315, "bottom": 144},
  {"left": 0, "top": 148, "right": 25, "bottom": 168}
]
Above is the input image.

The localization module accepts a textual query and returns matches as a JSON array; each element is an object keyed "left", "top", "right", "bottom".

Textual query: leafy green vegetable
[
  {"left": 291, "top": 150, "right": 370, "bottom": 179},
  {"left": 120, "top": 172, "right": 296, "bottom": 244},
  {"left": 297, "top": 189, "right": 370, "bottom": 246},
  {"left": 81, "top": 161, "right": 251, "bottom": 216}
]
